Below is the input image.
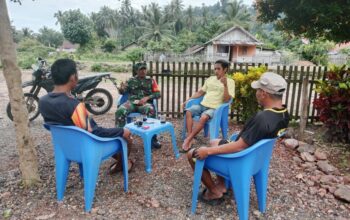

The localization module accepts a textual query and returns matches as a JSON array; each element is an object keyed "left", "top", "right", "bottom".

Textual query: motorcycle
[{"left": 6, "top": 59, "right": 118, "bottom": 121}]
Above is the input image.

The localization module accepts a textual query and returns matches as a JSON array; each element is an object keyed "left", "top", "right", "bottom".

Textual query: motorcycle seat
[{"left": 78, "top": 73, "right": 110, "bottom": 83}]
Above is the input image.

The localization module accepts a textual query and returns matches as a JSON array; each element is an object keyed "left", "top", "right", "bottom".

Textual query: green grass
[{"left": 90, "top": 63, "right": 129, "bottom": 73}]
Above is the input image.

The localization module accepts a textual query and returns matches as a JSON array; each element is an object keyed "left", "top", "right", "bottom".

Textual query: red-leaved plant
[{"left": 314, "top": 65, "right": 350, "bottom": 143}]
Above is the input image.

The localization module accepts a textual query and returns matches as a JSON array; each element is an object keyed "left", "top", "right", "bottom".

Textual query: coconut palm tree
[
  {"left": 21, "top": 27, "right": 33, "bottom": 38},
  {"left": 222, "top": 0, "right": 251, "bottom": 30},
  {"left": 163, "top": 0, "right": 184, "bottom": 35},
  {"left": 184, "top": 6, "right": 194, "bottom": 31},
  {"left": 201, "top": 3, "right": 210, "bottom": 27},
  {"left": 91, "top": 6, "right": 119, "bottom": 38},
  {"left": 119, "top": 0, "right": 141, "bottom": 41},
  {"left": 138, "top": 3, "right": 174, "bottom": 43}
]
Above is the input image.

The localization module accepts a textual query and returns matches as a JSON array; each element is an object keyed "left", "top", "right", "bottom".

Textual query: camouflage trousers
[{"left": 115, "top": 101, "right": 156, "bottom": 127}]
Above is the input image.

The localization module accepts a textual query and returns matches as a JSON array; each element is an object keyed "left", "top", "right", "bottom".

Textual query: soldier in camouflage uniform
[
  {"left": 115, "top": 62, "right": 160, "bottom": 126},
  {"left": 115, "top": 62, "right": 162, "bottom": 148}
]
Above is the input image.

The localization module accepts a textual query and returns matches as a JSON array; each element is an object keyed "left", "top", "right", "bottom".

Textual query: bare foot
[
  {"left": 202, "top": 188, "right": 223, "bottom": 200},
  {"left": 216, "top": 183, "right": 227, "bottom": 194},
  {"left": 216, "top": 178, "right": 227, "bottom": 194},
  {"left": 182, "top": 137, "right": 194, "bottom": 151}
]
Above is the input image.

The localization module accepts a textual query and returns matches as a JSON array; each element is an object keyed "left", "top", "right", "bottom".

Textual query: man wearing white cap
[{"left": 187, "top": 72, "right": 289, "bottom": 205}]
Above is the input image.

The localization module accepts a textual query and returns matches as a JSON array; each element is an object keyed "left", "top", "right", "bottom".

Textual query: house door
[{"left": 231, "top": 46, "right": 238, "bottom": 61}]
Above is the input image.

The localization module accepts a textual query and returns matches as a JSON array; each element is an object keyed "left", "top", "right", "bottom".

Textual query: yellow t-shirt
[{"left": 201, "top": 76, "right": 235, "bottom": 109}]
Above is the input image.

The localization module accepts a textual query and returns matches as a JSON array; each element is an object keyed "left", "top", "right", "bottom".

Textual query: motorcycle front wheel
[
  {"left": 6, "top": 93, "right": 40, "bottom": 121},
  {"left": 84, "top": 88, "right": 113, "bottom": 115}
]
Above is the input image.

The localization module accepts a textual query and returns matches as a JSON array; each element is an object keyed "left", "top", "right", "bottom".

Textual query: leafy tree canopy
[
  {"left": 255, "top": 0, "right": 350, "bottom": 43},
  {"left": 55, "top": 9, "right": 93, "bottom": 46},
  {"left": 299, "top": 39, "right": 335, "bottom": 65},
  {"left": 171, "top": 30, "right": 197, "bottom": 53},
  {"left": 37, "top": 26, "right": 64, "bottom": 48}
]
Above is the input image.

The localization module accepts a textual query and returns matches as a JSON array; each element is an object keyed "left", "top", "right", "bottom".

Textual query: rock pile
[{"left": 283, "top": 138, "right": 350, "bottom": 203}]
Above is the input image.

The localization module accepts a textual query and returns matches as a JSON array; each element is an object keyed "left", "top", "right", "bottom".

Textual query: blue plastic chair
[
  {"left": 182, "top": 96, "right": 233, "bottom": 140},
  {"left": 44, "top": 124, "right": 128, "bottom": 212},
  {"left": 191, "top": 133, "right": 280, "bottom": 220},
  {"left": 117, "top": 92, "right": 158, "bottom": 123}
]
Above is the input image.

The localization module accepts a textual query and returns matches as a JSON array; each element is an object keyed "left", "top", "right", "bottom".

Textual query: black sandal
[{"left": 179, "top": 147, "right": 192, "bottom": 153}]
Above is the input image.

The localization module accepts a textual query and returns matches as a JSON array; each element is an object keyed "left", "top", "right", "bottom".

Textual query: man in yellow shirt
[{"left": 181, "top": 59, "right": 235, "bottom": 152}]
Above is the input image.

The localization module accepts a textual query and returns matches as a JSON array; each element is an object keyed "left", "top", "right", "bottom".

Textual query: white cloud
[{"left": 6, "top": 0, "right": 253, "bottom": 32}]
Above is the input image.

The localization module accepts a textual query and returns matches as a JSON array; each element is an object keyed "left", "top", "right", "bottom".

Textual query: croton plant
[{"left": 314, "top": 65, "right": 350, "bottom": 143}]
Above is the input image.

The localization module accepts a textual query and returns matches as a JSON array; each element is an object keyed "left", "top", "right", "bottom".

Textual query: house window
[
  {"left": 242, "top": 46, "right": 248, "bottom": 55},
  {"left": 217, "top": 45, "right": 229, "bottom": 53}
]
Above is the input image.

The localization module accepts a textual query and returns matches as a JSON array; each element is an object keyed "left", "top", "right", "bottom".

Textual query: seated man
[
  {"left": 39, "top": 59, "right": 133, "bottom": 173},
  {"left": 187, "top": 72, "right": 289, "bottom": 204},
  {"left": 181, "top": 59, "right": 235, "bottom": 152},
  {"left": 115, "top": 62, "right": 162, "bottom": 148}
]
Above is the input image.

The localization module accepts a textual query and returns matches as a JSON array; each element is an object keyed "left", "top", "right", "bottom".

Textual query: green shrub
[
  {"left": 16, "top": 38, "right": 55, "bottom": 69},
  {"left": 18, "top": 55, "right": 37, "bottom": 69},
  {"left": 79, "top": 52, "right": 127, "bottom": 62},
  {"left": 227, "top": 66, "right": 267, "bottom": 122},
  {"left": 91, "top": 63, "right": 102, "bottom": 72},
  {"left": 17, "top": 38, "right": 42, "bottom": 52},
  {"left": 101, "top": 39, "right": 118, "bottom": 52},
  {"left": 52, "top": 52, "right": 75, "bottom": 60},
  {"left": 91, "top": 63, "right": 129, "bottom": 73},
  {"left": 112, "top": 65, "right": 128, "bottom": 73},
  {"left": 125, "top": 48, "right": 145, "bottom": 62}
]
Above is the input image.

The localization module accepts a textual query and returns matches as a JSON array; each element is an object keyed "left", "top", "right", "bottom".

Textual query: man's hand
[
  {"left": 220, "top": 76, "right": 227, "bottom": 86},
  {"left": 139, "top": 96, "right": 150, "bottom": 105},
  {"left": 193, "top": 146, "right": 209, "bottom": 160}
]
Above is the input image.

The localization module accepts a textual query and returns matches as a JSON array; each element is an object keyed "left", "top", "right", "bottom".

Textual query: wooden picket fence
[{"left": 137, "top": 61, "right": 327, "bottom": 123}]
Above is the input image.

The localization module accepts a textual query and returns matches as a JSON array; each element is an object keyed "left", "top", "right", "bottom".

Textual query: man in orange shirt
[{"left": 39, "top": 59, "right": 133, "bottom": 173}]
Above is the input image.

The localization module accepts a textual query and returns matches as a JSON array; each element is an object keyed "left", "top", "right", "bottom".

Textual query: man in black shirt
[
  {"left": 187, "top": 72, "right": 289, "bottom": 204},
  {"left": 39, "top": 59, "right": 133, "bottom": 173}
]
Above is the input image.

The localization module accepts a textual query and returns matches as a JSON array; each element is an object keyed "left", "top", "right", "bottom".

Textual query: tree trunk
[{"left": 0, "top": 0, "right": 40, "bottom": 186}]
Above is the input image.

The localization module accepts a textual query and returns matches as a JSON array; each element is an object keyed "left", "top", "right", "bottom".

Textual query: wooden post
[{"left": 299, "top": 76, "right": 309, "bottom": 140}]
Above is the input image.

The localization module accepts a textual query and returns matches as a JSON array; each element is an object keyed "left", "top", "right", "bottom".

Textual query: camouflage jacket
[{"left": 120, "top": 76, "right": 161, "bottom": 102}]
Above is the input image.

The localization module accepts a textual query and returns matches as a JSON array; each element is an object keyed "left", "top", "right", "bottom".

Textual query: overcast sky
[{"left": 6, "top": 0, "right": 253, "bottom": 32}]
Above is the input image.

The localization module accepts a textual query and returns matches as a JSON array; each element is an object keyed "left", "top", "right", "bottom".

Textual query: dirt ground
[{"left": 0, "top": 70, "right": 349, "bottom": 220}]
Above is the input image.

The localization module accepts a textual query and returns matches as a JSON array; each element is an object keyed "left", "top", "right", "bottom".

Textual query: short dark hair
[
  {"left": 51, "top": 59, "right": 77, "bottom": 85},
  {"left": 268, "top": 93, "right": 283, "bottom": 100},
  {"left": 215, "top": 59, "right": 230, "bottom": 70}
]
